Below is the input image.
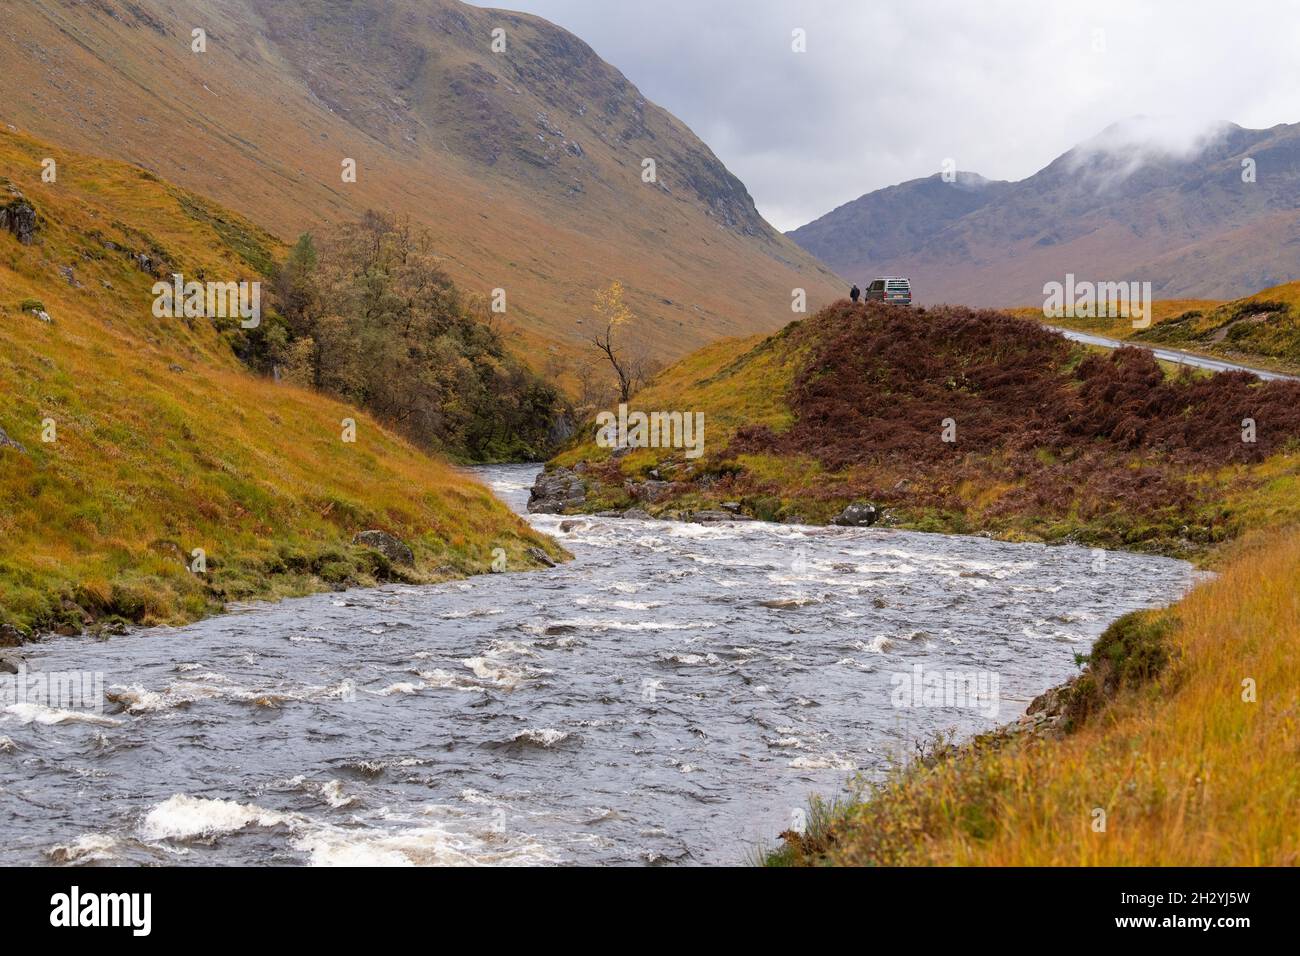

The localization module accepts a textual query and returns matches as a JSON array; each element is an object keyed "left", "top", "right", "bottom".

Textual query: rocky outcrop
[
  {"left": 832, "top": 502, "right": 880, "bottom": 527},
  {"left": 352, "top": 530, "right": 414, "bottom": 567},
  {"left": 624, "top": 479, "right": 675, "bottom": 503},
  {"left": 0, "top": 425, "right": 25, "bottom": 454},
  {"left": 527, "top": 467, "right": 586, "bottom": 514},
  {"left": 0, "top": 192, "right": 37, "bottom": 245}
]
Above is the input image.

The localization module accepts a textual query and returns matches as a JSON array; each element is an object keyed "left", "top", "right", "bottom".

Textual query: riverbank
[
  {"left": 766, "top": 522, "right": 1299, "bottom": 865},
  {"left": 0, "top": 129, "right": 565, "bottom": 644},
  {"left": 538, "top": 302, "right": 1300, "bottom": 563},
  {"left": 2, "top": 464, "right": 1195, "bottom": 865}
]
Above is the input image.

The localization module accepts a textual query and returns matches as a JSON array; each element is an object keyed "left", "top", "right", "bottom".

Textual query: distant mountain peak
[{"left": 789, "top": 118, "right": 1300, "bottom": 305}]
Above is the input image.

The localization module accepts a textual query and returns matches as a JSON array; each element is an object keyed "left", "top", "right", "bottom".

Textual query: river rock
[
  {"left": 526, "top": 546, "right": 557, "bottom": 568},
  {"left": 690, "top": 509, "right": 740, "bottom": 523},
  {"left": 352, "top": 530, "right": 414, "bottom": 567},
  {"left": 621, "top": 507, "right": 652, "bottom": 520},
  {"left": 0, "top": 650, "right": 23, "bottom": 674},
  {"left": 527, "top": 467, "right": 586, "bottom": 514},
  {"left": 832, "top": 501, "right": 879, "bottom": 527},
  {"left": 0, "top": 623, "right": 25, "bottom": 647}
]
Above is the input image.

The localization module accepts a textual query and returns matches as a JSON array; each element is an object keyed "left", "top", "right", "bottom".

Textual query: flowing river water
[{"left": 0, "top": 465, "right": 1198, "bottom": 866}]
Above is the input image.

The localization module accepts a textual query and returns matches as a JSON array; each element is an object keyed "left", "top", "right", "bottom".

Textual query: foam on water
[{"left": 0, "top": 464, "right": 1199, "bottom": 866}]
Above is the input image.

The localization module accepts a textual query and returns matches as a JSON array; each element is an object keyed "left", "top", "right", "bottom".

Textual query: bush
[{"left": 1067, "top": 610, "right": 1179, "bottom": 726}]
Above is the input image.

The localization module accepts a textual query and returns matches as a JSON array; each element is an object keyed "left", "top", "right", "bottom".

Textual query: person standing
[{"left": 850, "top": 283, "right": 861, "bottom": 303}]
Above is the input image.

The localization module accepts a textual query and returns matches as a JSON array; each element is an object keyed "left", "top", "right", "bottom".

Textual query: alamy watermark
[
  {"left": 152, "top": 274, "right": 261, "bottom": 328},
  {"left": 596, "top": 403, "right": 705, "bottom": 459},
  {"left": 890, "top": 664, "right": 1001, "bottom": 719},
  {"left": 1, "top": 666, "right": 105, "bottom": 714},
  {"left": 1043, "top": 274, "right": 1153, "bottom": 329}
]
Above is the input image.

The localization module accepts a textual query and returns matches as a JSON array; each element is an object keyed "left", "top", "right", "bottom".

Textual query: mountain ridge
[
  {"left": 788, "top": 117, "right": 1300, "bottom": 305},
  {"left": 1, "top": 0, "right": 841, "bottom": 376}
]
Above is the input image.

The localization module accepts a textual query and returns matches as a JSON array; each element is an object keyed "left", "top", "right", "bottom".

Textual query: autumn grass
[
  {"left": 1016, "top": 282, "right": 1300, "bottom": 377},
  {"left": 770, "top": 525, "right": 1300, "bottom": 866},
  {"left": 0, "top": 128, "right": 561, "bottom": 636}
]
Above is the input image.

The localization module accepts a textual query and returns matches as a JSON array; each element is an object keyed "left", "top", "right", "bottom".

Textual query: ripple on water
[{"left": 0, "top": 464, "right": 1199, "bottom": 867}]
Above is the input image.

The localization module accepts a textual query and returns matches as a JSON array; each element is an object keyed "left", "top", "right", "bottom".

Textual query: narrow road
[{"left": 1047, "top": 326, "right": 1300, "bottom": 382}]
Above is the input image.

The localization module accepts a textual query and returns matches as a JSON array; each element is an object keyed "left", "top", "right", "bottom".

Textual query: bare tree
[{"left": 591, "top": 280, "right": 637, "bottom": 403}]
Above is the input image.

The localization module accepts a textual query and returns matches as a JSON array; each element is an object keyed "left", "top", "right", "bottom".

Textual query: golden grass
[
  {"left": 0, "top": 128, "right": 561, "bottom": 633},
  {"left": 552, "top": 325, "right": 807, "bottom": 470},
  {"left": 1009, "top": 298, "right": 1223, "bottom": 340},
  {"left": 791, "top": 525, "right": 1299, "bottom": 866}
]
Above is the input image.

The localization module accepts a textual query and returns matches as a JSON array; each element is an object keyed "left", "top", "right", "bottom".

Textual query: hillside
[
  {"left": 0, "top": 0, "right": 842, "bottom": 377},
  {"left": 0, "top": 127, "right": 561, "bottom": 638},
  {"left": 1017, "top": 278, "right": 1300, "bottom": 376},
  {"left": 790, "top": 118, "right": 1300, "bottom": 306},
  {"left": 541, "top": 301, "right": 1300, "bottom": 557}
]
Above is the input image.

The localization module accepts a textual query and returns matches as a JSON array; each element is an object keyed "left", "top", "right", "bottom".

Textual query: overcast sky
[{"left": 474, "top": 0, "right": 1300, "bottom": 231}]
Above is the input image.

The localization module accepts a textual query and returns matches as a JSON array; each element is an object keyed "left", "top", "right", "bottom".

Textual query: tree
[
  {"left": 591, "top": 281, "right": 637, "bottom": 403},
  {"left": 260, "top": 211, "right": 565, "bottom": 461}
]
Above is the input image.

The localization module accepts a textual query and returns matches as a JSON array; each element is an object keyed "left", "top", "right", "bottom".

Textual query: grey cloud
[{"left": 474, "top": 0, "right": 1300, "bottom": 231}]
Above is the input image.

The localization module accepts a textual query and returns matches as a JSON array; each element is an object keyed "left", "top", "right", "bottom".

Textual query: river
[{"left": 0, "top": 464, "right": 1197, "bottom": 866}]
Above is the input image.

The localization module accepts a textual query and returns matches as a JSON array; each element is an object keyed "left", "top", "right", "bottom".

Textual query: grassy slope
[
  {"left": 1016, "top": 280, "right": 1300, "bottom": 376},
  {"left": 0, "top": 128, "right": 560, "bottom": 636},
  {"left": 0, "top": 0, "right": 842, "bottom": 379},
  {"left": 552, "top": 303, "right": 1300, "bottom": 558},
  {"left": 544, "top": 303, "right": 1300, "bottom": 865}
]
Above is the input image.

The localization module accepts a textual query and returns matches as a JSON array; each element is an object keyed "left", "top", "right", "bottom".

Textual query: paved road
[{"left": 1046, "top": 326, "right": 1300, "bottom": 382}]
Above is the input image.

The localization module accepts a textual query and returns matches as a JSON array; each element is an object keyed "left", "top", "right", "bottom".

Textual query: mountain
[
  {"left": 0, "top": 126, "right": 560, "bottom": 636},
  {"left": 789, "top": 118, "right": 1300, "bottom": 305},
  {"left": 788, "top": 172, "right": 1012, "bottom": 278},
  {"left": 0, "top": 0, "right": 840, "bottom": 374}
]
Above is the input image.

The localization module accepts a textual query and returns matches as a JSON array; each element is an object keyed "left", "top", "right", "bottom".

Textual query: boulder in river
[
  {"left": 527, "top": 466, "right": 586, "bottom": 514},
  {"left": 832, "top": 501, "right": 879, "bottom": 527},
  {"left": 690, "top": 509, "right": 747, "bottom": 523},
  {"left": 352, "top": 530, "right": 415, "bottom": 567},
  {"left": 526, "top": 546, "right": 557, "bottom": 568}
]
